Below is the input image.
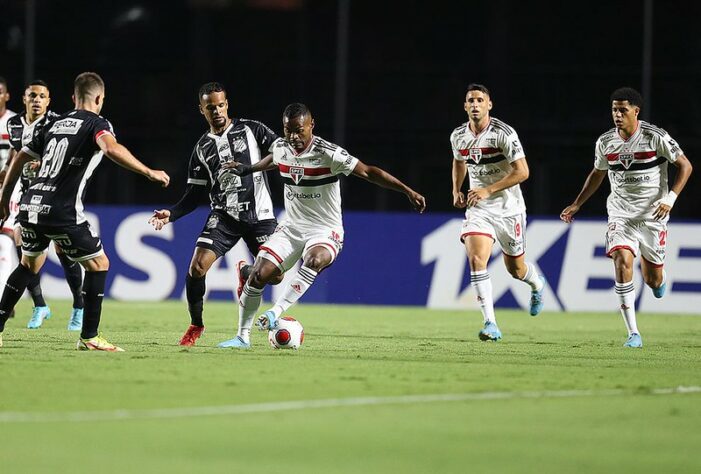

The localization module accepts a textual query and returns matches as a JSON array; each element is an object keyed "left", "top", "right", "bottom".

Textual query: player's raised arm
[
  {"left": 96, "top": 133, "right": 170, "bottom": 187},
  {"left": 560, "top": 167, "right": 607, "bottom": 223},
  {"left": 351, "top": 160, "right": 426, "bottom": 213}
]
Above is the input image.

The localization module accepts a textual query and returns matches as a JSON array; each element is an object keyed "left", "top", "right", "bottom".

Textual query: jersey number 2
[{"left": 38, "top": 138, "right": 69, "bottom": 179}]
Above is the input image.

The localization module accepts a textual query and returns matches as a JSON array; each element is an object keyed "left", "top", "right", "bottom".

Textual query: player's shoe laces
[
  {"left": 529, "top": 276, "right": 546, "bottom": 316},
  {"left": 27, "top": 306, "right": 51, "bottom": 329},
  {"left": 256, "top": 310, "right": 278, "bottom": 331},
  {"left": 67, "top": 308, "right": 83, "bottom": 331},
  {"left": 77, "top": 335, "right": 125, "bottom": 352},
  {"left": 236, "top": 260, "right": 250, "bottom": 300},
  {"left": 179, "top": 325, "right": 205, "bottom": 347},
  {"left": 652, "top": 282, "right": 666, "bottom": 299},
  {"left": 478, "top": 321, "right": 502, "bottom": 341},
  {"left": 217, "top": 336, "right": 251, "bottom": 349},
  {"left": 623, "top": 333, "right": 643, "bottom": 348}
]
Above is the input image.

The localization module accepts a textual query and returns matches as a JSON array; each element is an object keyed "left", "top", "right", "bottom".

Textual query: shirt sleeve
[
  {"left": 497, "top": 128, "right": 526, "bottom": 163},
  {"left": 450, "top": 130, "right": 464, "bottom": 161},
  {"left": 187, "top": 145, "right": 210, "bottom": 186},
  {"left": 22, "top": 125, "right": 46, "bottom": 159},
  {"left": 593, "top": 138, "right": 608, "bottom": 170},
  {"left": 329, "top": 146, "right": 358, "bottom": 176},
  {"left": 253, "top": 121, "right": 279, "bottom": 154},
  {"left": 654, "top": 130, "right": 684, "bottom": 163},
  {"left": 93, "top": 117, "right": 115, "bottom": 142}
]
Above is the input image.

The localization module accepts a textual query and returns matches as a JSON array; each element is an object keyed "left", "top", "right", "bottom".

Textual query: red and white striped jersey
[
  {"left": 594, "top": 121, "right": 684, "bottom": 221},
  {"left": 0, "top": 109, "right": 17, "bottom": 169},
  {"left": 272, "top": 136, "right": 358, "bottom": 230},
  {"left": 450, "top": 117, "right": 526, "bottom": 217}
]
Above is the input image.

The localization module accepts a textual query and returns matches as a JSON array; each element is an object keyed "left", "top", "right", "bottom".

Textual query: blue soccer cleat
[
  {"left": 67, "top": 308, "right": 84, "bottom": 331},
  {"left": 256, "top": 310, "right": 278, "bottom": 331},
  {"left": 27, "top": 306, "right": 51, "bottom": 329},
  {"left": 478, "top": 321, "right": 502, "bottom": 341},
  {"left": 217, "top": 336, "right": 251, "bottom": 349},
  {"left": 652, "top": 282, "right": 666, "bottom": 299},
  {"left": 529, "top": 276, "right": 546, "bottom": 316},
  {"left": 623, "top": 333, "right": 643, "bottom": 348}
]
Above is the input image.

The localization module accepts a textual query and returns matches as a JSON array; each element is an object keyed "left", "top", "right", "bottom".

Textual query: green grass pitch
[{"left": 1, "top": 300, "right": 700, "bottom": 473}]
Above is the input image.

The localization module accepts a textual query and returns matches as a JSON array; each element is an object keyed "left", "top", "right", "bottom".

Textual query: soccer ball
[{"left": 268, "top": 316, "right": 304, "bottom": 350}]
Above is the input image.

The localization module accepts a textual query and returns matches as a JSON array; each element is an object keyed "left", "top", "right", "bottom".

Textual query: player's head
[
  {"left": 282, "top": 103, "right": 314, "bottom": 152},
  {"left": 0, "top": 76, "right": 9, "bottom": 110},
  {"left": 198, "top": 82, "right": 229, "bottom": 131},
  {"left": 464, "top": 83, "right": 492, "bottom": 122},
  {"left": 610, "top": 87, "right": 642, "bottom": 130},
  {"left": 73, "top": 72, "right": 106, "bottom": 112},
  {"left": 23, "top": 80, "right": 51, "bottom": 119}
]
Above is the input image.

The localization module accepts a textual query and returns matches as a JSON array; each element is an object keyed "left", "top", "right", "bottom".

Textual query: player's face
[
  {"left": 464, "top": 91, "right": 492, "bottom": 122},
  {"left": 283, "top": 114, "right": 314, "bottom": 152},
  {"left": 23, "top": 85, "right": 50, "bottom": 117},
  {"left": 199, "top": 91, "right": 229, "bottom": 130},
  {"left": 611, "top": 101, "right": 639, "bottom": 130},
  {"left": 0, "top": 83, "right": 9, "bottom": 109}
]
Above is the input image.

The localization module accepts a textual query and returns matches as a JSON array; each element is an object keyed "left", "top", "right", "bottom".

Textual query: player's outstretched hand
[
  {"left": 407, "top": 191, "right": 426, "bottom": 213},
  {"left": 560, "top": 204, "right": 580, "bottom": 223},
  {"left": 453, "top": 191, "right": 467, "bottom": 208},
  {"left": 222, "top": 161, "right": 253, "bottom": 176},
  {"left": 148, "top": 170, "right": 170, "bottom": 187},
  {"left": 148, "top": 209, "right": 171, "bottom": 231}
]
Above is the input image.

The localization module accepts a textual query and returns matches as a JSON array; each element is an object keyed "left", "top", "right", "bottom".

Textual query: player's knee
[
  {"left": 189, "top": 261, "right": 208, "bottom": 278},
  {"left": 468, "top": 255, "right": 488, "bottom": 271},
  {"left": 643, "top": 272, "right": 663, "bottom": 288},
  {"left": 250, "top": 267, "right": 272, "bottom": 288},
  {"left": 303, "top": 255, "right": 329, "bottom": 272}
]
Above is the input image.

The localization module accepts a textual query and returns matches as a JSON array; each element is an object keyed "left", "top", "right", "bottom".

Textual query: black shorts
[
  {"left": 195, "top": 210, "right": 277, "bottom": 258},
  {"left": 19, "top": 221, "right": 103, "bottom": 262}
]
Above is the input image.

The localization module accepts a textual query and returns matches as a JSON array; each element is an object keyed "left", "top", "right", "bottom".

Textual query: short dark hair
[
  {"left": 610, "top": 87, "right": 643, "bottom": 108},
  {"left": 74, "top": 72, "right": 105, "bottom": 101},
  {"left": 198, "top": 82, "right": 226, "bottom": 102},
  {"left": 466, "top": 83, "right": 490, "bottom": 97},
  {"left": 26, "top": 79, "right": 49, "bottom": 89},
  {"left": 283, "top": 103, "right": 311, "bottom": 120}
]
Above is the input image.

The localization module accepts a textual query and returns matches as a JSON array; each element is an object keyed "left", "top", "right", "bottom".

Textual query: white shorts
[
  {"left": 1, "top": 182, "right": 22, "bottom": 233},
  {"left": 460, "top": 210, "right": 526, "bottom": 257},
  {"left": 606, "top": 218, "right": 666, "bottom": 267},
  {"left": 259, "top": 223, "right": 344, "bottom": 272}
]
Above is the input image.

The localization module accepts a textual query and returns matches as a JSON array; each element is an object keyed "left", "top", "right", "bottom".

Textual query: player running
[
  {"left": 4, "top": 80, "right": 86, "bottom": 330},
  {"left": 0, "top": 72, "right": 170, "bottom": 351},
  {"left": 217, "top": 102, "right": 426, "bottom": 348},
  {"left": 561, "top": 87, "right": 692, "bottom": 348},
  {"left": 149, "top": 82, "right": 283, "bottom": 347},
  {"left": 450, "top": 83, "right": 545, "bottom": 342}
]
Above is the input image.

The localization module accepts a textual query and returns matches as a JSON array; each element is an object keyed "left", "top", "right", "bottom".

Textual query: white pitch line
[{"left": 0, "top": 386, "right": 699, "bottom": 424}]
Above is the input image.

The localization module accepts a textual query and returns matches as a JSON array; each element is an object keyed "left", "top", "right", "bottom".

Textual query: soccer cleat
[
  {"left": 623, "top": 333, "right": 643, "bottom": 348},
  {"left": 529, "top": 276, "right": 546, "bottom": 316},
  {"left": 179, "top": 325, "right": 205, "bottom": 347},
  {"left": 478, "top": 321, "right": 502, "bottom": 341},
  {"left": 27, "top": 306, "right": 51, "bottom": 329},
  {"left": 652, "top": 282, "right": 666, "bottom": 299},
  {"left": 256, "top": 310, "right": 278, "bottom": 331},
  {"left": 236, "top": 260, "right": 248, "bottom": 299},
  {"left": 67, "top": 308, "right": 84, "bottom": 331},
  {"left": 217, "top": 336, "right": 251, "bottom": 349},
  {"left": 77, "top": 335, "right": 125, "bottom": 352}
]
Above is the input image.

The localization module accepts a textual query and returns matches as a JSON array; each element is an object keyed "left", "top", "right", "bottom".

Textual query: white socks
[
  {"left": 519, "top": 262, "right": 544, "bottom": 291},
  {"left": 471, "top": 270, "right": 495, "bottom": 323},
  {"left": 237, "top": 283, "right": 263, "bottom": 343},
  {"left": 615, "top": 281, "right": 638, "bottom": 335},
  {"left": 270, "top": 266, "right": 318, "bottom": 318}
]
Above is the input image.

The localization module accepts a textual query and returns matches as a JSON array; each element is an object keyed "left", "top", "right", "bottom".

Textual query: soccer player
[
  {"left": 450, "top": 84, "right": 545, "bottom": 342},
  {"left": 561, "top": 87, "right": 693, "bottom": 348},
  {"left": 217, "top": 102, "right": 426, "bottom": 348},
  {"left": 0, "top": 72, "right": 170, "bottom": 351},
  {"left": 0, "top": 76, "right": 17, "bottom": 299},
  {"left": 149, "top": 82, "right": 283, "bottom": 347},
  {"left": 5, "top": 80, "right": 86, "bottom": 330}
]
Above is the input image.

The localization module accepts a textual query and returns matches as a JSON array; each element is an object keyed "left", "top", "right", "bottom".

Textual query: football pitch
[{"left": 1, "top": 300, "right": 700, "bottom": 473}]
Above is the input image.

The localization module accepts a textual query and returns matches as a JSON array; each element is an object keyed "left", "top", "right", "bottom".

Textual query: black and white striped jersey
[
  {"left": 19, "top": 109, "right": 114, "bottom": 226},
  {"left": 7, "top": 110, "right": 60, "bottom": 194},
  {"left": 188, "top": 118, "right": 278, "bottom": 223}
]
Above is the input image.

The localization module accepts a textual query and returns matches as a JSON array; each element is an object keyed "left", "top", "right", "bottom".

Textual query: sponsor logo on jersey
[
  {"left": 470, "top": 168, "right": 501, "bottom": 178},
  {"left": 30, "top": 195, "right": 43, "bottom": 204},
  {"left": 255, "top": 235, "right": 269, "bottom": 243},
  {"left": 618, "top": 152, "right": 634, "bottom": 169},
  {"left": 289, "top": 167, "right": 304, "bottom": 184},
  {"left": 286, "top": 191, "right": 321, "bottom": 201},
  {"left": 69, "top": 157, "right": 84, "bottom": 166},
  {"left": 49, "top": 118, "right": 84, "bottom": 135},
  {"left": 206, "top": 215, "right": 219, "bottom": 229},
  {"left": 232, "top": 138, "right": 247, "bottom": 153},
  {"left": 469, "top": 148, "right": 482, "bottom": 163},
  {"left": 254, "top": 175, "right": 262, "bottom": 183}
]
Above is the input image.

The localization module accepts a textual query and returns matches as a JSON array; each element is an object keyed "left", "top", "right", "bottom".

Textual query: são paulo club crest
[
  {"left": 469, "top": 148, "right": 482, "bottom": 163},
  {"left": 290, "top": 167, "right": 304, "bottom": 184},
  {"left": 619, "top": 152, "right": 634, "bottom": 169}
]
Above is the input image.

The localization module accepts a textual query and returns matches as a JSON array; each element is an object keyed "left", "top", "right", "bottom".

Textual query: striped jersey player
[
  {"left": 450, "top": 83, "right": 545, "bottom": 342},
  {"left": 215, "top": 102, "right": 426, "bottom": 348},
  {"left": 561, "top": 87, "right": 693, "bottom": 348}
]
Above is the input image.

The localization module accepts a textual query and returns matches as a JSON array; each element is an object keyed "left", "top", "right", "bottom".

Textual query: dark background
[{"left": 1, "top": 0, "right": 698, "bottom": 217}]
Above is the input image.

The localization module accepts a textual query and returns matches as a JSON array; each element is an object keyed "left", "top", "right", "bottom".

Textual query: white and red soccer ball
[{"left": 268, "top": 316, "right": 305, "bottom": 350}]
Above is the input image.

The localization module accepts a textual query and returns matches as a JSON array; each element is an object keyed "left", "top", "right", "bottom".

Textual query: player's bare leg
[
  {"left": 236, "top": 260, "right": 283, "bottom": 299},
  {"left": 503, "top": 253, "right": 545, "bottom": 316},
  {"left": 611, "top": 249, "right": 642, "bottom": 348},
  {"left": 179, "top": 247, "right": 218, "bottom": 346},
  {"left": 640, "top": 257, "right": 666, "bottom": 298},
  {"left": 465, "top": 235, "right": 501, "bottom": 341}
]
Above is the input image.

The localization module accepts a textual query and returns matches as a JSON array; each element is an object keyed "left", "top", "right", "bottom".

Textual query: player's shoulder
[
  {"left": 7, "top": 113, "right": 22, "bottom": 127},
  {"left": 450, "top": 122, "right": 468, "bottom": 140},
  {"left": 237, "top": 118, "right": 276, "bottom": 133},
  {"left": 312, "top": 136, "right": 342, "bottom": 156},
  {"left": 596, "top": 127, "right": 618, "bottom": 146},
  {"left": 44, "top": 110, "right": 60, "bottom": 123},
  {"left": 639, "top": 120, "right": 668, "bottom": 138},
  {"left": 272, "top": 136, "right": 287, "bottom": 149},
  {"left": 489, "top": 117, "right": 517, "bottom": 136}
]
